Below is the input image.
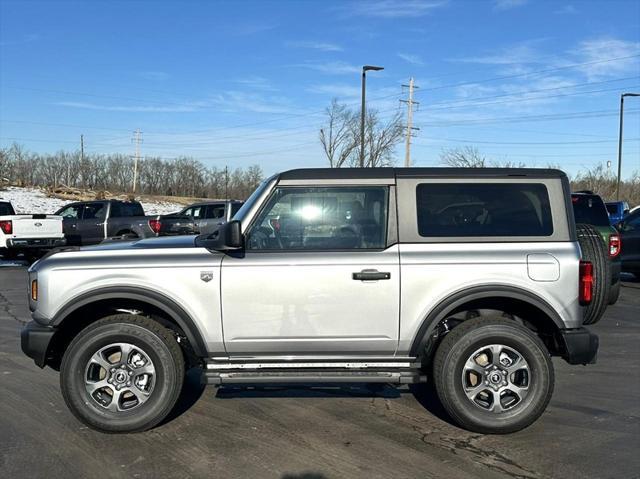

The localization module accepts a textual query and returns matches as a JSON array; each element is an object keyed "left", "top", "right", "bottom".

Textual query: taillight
[
  {"left": 148, "top": 219, "right": 161, "bottom": 234},
  {"left": 579, "top": 260, "right": 594, "bottom": 305},
  {"left": 0, "top": 220, "right": 12, "bottom": 234},
  {"left": 608, "top": 233, "right": 621, "bottom": 258}
]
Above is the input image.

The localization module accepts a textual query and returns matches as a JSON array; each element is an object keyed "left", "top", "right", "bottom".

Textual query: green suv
[{"left": 572, "top": 191, "right": 621, "bottom": 303}]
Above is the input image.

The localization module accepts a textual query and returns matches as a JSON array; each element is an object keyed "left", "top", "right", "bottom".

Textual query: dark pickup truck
[
  {"left": 177, "top": 200, "right": 243, "bottom": 235},
  {"left": 54, "top": 199, "right": 197, "bottom": 246}
]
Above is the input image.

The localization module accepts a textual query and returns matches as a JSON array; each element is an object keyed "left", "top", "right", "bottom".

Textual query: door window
[
  {"left": 82, "top": 203, "right": 107, "bottom": 220},
  {"left": 206, "top": 205, "right": 226, "bottom": 219},
  {"left": 247, "top": 186, "right": 388, "bottom": 250},
  {"left": 58, "top": 204, "right": 83, "bottom": 219}
]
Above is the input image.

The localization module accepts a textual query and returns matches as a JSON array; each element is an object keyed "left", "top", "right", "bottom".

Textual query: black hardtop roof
[
  {"left": 279, "top": 167, "right": 567, "bottom": 181},
  {"left": 184, "top": 199, "right": 243, "bottom": 207}
]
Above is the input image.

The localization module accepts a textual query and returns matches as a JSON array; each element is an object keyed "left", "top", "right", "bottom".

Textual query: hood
[{"left": 82, "top": 235, "right": 198, "bottom": 251}]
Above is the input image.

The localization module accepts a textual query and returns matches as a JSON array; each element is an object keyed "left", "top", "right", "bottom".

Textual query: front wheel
[
  {"left": 60, "top": 314, "right": 185, "bottom": 433},
  {"left": 432, "top": 316, "right": 554, "bottom": 434}
]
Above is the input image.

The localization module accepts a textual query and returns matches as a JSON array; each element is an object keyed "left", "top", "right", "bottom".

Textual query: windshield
[
  {"left": 572, "top": 195, "right": 610, "bottom": 226},
  {"left": 232, "top": 175, "right": 277, "bottom": 224}
]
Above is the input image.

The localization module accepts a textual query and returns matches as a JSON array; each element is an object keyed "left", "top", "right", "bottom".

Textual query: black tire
[
  {"left": 608, "top": 280, "right": 621, "bottom": 305},
  {"left": 60, "top": 314, "right": 185, "bottom": 433},
  {"left": 576, "top": 223, "right": 611, "bottom": 325},
  {"left": 432, "top": 316, "right": 554, "bottom": 434}
]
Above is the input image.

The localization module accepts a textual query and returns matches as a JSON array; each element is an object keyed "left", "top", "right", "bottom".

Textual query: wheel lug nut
[
  {"left": 126, "top": 381, "right": 131, "bottom": 386},
  {"left": 128, "top": 371, "right": 133, "bottom": 376}
]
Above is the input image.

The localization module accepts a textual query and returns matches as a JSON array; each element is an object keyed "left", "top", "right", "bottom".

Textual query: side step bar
[{"left": 202, "top": 369, "right": 427, "bottom": 385}]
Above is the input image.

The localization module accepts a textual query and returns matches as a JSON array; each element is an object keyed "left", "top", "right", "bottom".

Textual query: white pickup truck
[{"left": 0, "top": 200, "right": 65, "bottom": 260}]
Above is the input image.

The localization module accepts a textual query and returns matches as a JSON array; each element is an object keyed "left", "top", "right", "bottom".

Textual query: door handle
[{"left": 352, "top": 269, "right": 391, "bottom": 281}]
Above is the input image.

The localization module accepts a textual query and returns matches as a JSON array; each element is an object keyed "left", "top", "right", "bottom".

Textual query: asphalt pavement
[{"left": 1, "top": 265, "right": 638, "bottom": 479}]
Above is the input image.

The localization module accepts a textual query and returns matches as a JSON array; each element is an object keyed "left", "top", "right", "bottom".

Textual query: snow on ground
[{"left": 0, "top": 186, "right": 184, "bottom": 215}]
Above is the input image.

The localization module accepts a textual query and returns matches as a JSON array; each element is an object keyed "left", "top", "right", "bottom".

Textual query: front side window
[
  {"left": 206, "top": 205, "right": 226, "bottom": 219},
  {"left": 247, "top": 186, "right": 389, "bottom": 250},
  {"left": 417, "top": 183, "right": 553, "bottom": 237},
  {"left": 83, "top": 202, "right": 107, "bottom": 220},
  {"left": 58, "top": 204, "right": 83, "bottom": 219}
]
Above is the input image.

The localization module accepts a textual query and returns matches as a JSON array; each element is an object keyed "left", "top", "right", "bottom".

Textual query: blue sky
[{"left": 1, "top": 0, "right": 639, "bottom": 178}]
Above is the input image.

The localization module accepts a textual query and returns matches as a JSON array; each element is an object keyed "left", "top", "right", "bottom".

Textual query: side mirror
[{"left": 195, "top": 220, "right": 243, "bottom": 251}]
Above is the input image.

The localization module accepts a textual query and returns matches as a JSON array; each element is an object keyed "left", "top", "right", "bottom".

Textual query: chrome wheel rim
[
  {"left": 461, "top": 344, "right": 531, "bottom": 413},
  {"left": 84, "top": 342, "right": 155, "bottom": 412}
]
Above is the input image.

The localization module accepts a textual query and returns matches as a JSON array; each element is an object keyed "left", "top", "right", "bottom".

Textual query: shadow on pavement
[{"left": 160, "top": 367, "right": 206, "bottom": 426}]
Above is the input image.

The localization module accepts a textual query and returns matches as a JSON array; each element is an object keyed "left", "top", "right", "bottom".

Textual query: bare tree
[
  {"left": 319, "top": 99, "right": 359, "bottom": 168},
  {"left": 440, "top": 146, "right": 487, "bottom": 168},
  {"left": 319, "top": 99, "right": 403, "bottom": 168}
]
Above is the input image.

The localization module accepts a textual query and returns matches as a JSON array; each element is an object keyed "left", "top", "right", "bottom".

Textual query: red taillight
[
  {"left": 579, "top": 260, "right": 594, "bottom": 305},
  {"left": 0, "top": 220, "right": 12, "bottom": 235},
  {"left": 148, "top": 219, "right": 161, "bottom": 234},
  {"left": 608, "top": 233, "right": 621, "bottom": 258}
]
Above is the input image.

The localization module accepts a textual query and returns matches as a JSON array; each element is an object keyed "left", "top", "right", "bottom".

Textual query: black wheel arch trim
[
  {"left": 51, "top": 286, "right": 208, "bottom": 357},
  {"left": 409, "top": 284, "right": 565, "bottom": 357}
]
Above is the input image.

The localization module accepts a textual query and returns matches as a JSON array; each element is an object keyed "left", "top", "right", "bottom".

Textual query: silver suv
[{"left": 21, "top": 168, "right": 598, "bottom": 434}]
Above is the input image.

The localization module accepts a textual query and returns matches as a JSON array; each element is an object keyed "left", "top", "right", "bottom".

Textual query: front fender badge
[{"left": 200, "top": 271, "right": 213, "bottom": 283}]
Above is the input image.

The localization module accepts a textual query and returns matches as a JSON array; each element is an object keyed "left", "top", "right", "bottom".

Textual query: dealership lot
[{"left": 1, "top": 266, "right": 638, "bottom": 479}]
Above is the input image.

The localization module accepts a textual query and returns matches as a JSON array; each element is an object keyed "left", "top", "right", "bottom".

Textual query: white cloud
[
  {"left": 570, "top": 37, "right": 640, "bottom": 80},
  {"left": 493, "top": 0, "right": 528, "bottom": 11},
  {"left": 54, "top": 101, "right": 203, "bottom": 113},
  {"left": 287, "top": 41, "right": 343, "bottom": 52},
  {"left": 295, "top": 61, "right": 361, "bottom": 75},
  {"left": 452, "top": 41, "right": 545, "bottom": 65},
  {"left": 307, "top": 83, "right": 361, "bottom": 99},
  {"left": 342, "top": 0, "right": 447, "bottom": 18},
  {"left": 398, "top": 53, "right": 424, "bottom": 66},
  {"left": 235, "top": 76, "right": 277, "bottom": 91}
]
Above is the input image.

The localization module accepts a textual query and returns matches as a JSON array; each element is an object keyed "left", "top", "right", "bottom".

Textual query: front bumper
[
  {"left": 7, "top": 237, "right": 66, "bottom": 249},
  {"left": 20, "top": 321, "right": 55, "bottom": 368},
  {"left": 560, "top": 328, "right": 599, "bottom": 365}
]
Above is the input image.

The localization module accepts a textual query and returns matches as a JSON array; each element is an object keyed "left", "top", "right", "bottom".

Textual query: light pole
[
  {"left": 617, "top": 92, "right": 639, "bottom": 200},
  {"left": 360, "top": 65, "right": 384, "bottom": 167}
]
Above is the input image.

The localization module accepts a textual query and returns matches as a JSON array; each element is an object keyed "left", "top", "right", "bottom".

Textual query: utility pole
[
  {"left": 131, "top": 129, "right": 143, "bottom": 194},
  {"left": 400, "top": 77, "right": 420, "bottom": 167},
  {"left": 80, "top": 134, "right": 85, "bottom": 189},
  {"left": 616, "top": 93, "right": 639, "bottom": 200},
  {"left": 224, "top": 166, "right": 229, "bottom": 199}
]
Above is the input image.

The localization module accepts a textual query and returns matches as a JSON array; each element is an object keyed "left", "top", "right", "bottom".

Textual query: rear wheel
[
  {"left": 608, "top": 280, "right": 621, "bottom": 305},
  {"left": 576, "top": 223, "right": 611, "bottom": 325},
  {"left": 60, "top": 314, "right": 184, "bottom": 433},
  {"left": 432, "top": 316, "right": 554, "bottom": 434}
]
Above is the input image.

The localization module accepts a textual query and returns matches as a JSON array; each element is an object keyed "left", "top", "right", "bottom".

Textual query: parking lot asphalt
[{"left": 1, "top": 265, "right": 639, "bottom": 479}]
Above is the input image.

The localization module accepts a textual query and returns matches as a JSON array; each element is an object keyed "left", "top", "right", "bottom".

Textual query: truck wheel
[
  {"left": 432, "top": 316, "right": 554, "bottom": 434},
  {"left": 576, "top": 223, "right": 611, "bottom": 325},
  {"left": 60, "top": 314, "right": 185, "bottom": 433},
  {"left": 608, "top": 280, "right": 621, "bottom": 305}
]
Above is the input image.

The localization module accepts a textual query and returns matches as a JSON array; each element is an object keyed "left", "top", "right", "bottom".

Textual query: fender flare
[
  {"left": 409, "top": 284, "right": 565, "bottom": 357},
  {"left": 52, "top": 286, "right": 208, "bottom": 357}
]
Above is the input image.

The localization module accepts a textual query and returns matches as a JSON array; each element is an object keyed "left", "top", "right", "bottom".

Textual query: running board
[{"left": 202, "top": 369, "right": 426, "bottom": 385}]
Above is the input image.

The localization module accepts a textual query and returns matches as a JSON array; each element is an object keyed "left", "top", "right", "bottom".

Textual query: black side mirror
[{"left": 195, "top": 220, "right": 243, "bottom": 251}]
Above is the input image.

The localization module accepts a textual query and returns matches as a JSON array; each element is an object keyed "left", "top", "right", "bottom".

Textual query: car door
[
  {"left": 76, "top": 201, "right": 108, "bottom": 245},
  {"left": 183, "top": 206, "right": 207, "bottom": 234},
  {"left": 56, "top": 203, "right": 84, "bottom": 245},
  {"left": 220, "top": 185, "right": 399, "bottom": 356},
  {"left": 620, "top": 211, "right": 640, "bottom": 272},
  {"left": 202, "top": 204, "right": 227, "bottom": 235}
]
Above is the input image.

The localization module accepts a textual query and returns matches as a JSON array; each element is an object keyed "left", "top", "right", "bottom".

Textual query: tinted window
[
  {"left": 230, "top": 202, "right": 243, "bottom": 218},
  {"left": 58, "top": 204, "right": 83, "bottom": 219},
  {"left": 247, "top": 186, "right": 388, "bottom": 250},
  {"left": 417, "top": 183, "right": 553, "bottom": 237},
  {"left": 112, "top": 202, "right": 144, "bottom": 217},
  {"left": 206, "top": 205, "right": 226, "bottom": 219},
  {"left": 572, "top": 195, "right": 610, "bottom": 226},
  {"left": 606, "top": 204, "right": 618, "bottom": 215},
  {"left": 184, "top": 206, "right": 205, "bottom": 219},
  {"left": 0, "top": 202, "right": 14, "bottom": 215},
  {"left": 82, "top": 202, "right": 107, "bottom": 220}
]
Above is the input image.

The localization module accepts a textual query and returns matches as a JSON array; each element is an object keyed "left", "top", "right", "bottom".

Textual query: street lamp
[
  {"left": 360, "top": 65, "right": 384, "bottom": 167},
  {"left": 617, "top": 92, "right": 640, "bottom": 200}
]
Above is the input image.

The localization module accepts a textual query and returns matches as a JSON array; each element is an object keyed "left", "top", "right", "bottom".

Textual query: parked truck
[
  {"left": 54, "top": 199, "right": 197, "bottom": 245},
  {"left": 0, "top": 200, "right": 65, "bottom": 260}
]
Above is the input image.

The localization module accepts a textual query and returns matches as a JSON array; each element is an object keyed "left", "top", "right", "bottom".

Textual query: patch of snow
[{"left": 0, "top": 186, "right": 184, "bottom": 216}]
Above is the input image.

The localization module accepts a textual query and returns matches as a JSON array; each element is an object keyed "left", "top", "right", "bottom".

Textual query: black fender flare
[
  {"left": 52, "top": 286, "right": 208, "bottom": 357},
  {"left": 409, "top": 284, "right": 565, "bottom": 357}
]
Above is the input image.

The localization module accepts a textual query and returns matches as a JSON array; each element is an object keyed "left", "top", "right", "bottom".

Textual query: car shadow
[{"left": 160, "top": 367, "right": 206, "bottom": 426}]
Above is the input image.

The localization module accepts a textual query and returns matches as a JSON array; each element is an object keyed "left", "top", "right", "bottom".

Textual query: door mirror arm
[{"left": 195, "top": 220, "right": 243, "bottom": 251}]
